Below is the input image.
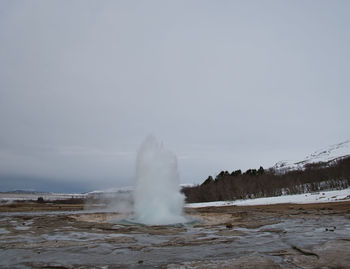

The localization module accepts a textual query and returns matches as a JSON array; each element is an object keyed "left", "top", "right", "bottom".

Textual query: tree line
[{"left": 182, "top": 156, "right": 350, "bottom": 203}]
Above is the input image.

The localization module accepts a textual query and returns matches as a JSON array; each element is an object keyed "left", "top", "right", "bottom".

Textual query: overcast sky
[{"left": 1, "top": 1, "right": 349, "bottom": 192}]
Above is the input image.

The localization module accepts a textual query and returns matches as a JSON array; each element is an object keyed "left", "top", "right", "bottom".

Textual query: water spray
[{"left": 133, "top": 135, "right": 186, "bottom": 225}]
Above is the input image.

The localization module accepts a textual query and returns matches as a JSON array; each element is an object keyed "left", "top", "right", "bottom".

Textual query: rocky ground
[{"left": 0, "top": 201, "right": 350, "bottom": 268}]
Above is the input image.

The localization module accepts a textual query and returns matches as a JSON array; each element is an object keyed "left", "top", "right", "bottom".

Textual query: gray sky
[{"left": 1, "top": 1, "right": 349, "bottom": 192}]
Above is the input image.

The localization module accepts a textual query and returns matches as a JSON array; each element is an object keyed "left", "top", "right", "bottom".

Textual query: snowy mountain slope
[{"left": 273, "top": 140, "right": 350, "bottom": 173}]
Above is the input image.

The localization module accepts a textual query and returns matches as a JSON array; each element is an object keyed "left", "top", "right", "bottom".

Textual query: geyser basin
[{"left": 133, "top": 136, "right": 187, "bottom": 225}]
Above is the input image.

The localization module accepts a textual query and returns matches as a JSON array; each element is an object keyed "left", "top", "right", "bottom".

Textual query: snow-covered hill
[{"left": 273, "top": 140, "right": 350, "bottom": 173}]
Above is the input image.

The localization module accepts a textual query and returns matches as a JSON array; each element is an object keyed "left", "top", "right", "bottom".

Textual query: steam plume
[{"left": 133, "top": 136, "right": 186, "bottom": 225}]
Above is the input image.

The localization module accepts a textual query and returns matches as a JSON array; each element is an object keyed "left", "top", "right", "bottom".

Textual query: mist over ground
[{"left": 0, "top": 1, "right": 349, "bottom": 192}]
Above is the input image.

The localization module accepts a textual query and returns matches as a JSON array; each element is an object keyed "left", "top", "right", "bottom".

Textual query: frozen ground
[{"left": 186, "top": 188, "right": 350, "bottom": 208}]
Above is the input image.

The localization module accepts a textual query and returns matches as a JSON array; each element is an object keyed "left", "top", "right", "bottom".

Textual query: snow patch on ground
[
  {"left": 185, "top": 188, "right": 350, "bottom": 208},
  {"left": 0, "top": 193, "right": 87, "bottom": 202}
]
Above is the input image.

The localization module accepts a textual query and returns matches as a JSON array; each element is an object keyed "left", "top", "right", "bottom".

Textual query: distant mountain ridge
[
  {"left": 273, "top": 140, "right": 350, "bottom": 173},
  {"left": 0, "top": 190, "right": 49, "bottom": 194}
]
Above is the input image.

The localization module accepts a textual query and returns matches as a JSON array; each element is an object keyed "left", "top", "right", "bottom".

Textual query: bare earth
[{"left": 1, "top": 201, "right": 350, "bottom": 268}]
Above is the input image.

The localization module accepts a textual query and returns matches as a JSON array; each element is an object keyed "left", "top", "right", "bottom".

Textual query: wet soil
[{"left": 1, "top": 201, "right": 350, "bottom": 268}]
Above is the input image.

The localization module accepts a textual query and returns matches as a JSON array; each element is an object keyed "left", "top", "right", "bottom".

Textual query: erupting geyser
[{"left": 133, "top": 136, "right": 186, "bottom": 225}]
